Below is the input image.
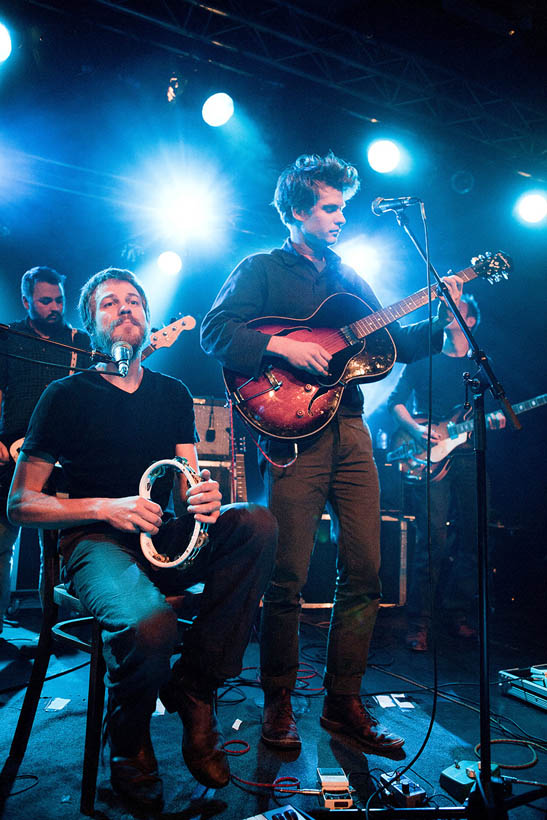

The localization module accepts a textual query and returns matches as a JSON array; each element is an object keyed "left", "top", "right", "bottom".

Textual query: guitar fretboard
[
  {"left": 452, "top": 393, "right": 547, "bottom": 435},
  {"left": 346, "top": 265, "right": 477, "bottom": 340},
  {"left": 234, "top": 453, "right": 247, "bottom": 503}
]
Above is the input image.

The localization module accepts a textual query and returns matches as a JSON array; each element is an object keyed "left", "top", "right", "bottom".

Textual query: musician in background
[
  {"left": 201, "top": 152, "right": 462, "bottom": 755},
  {"left": 388, "top": 294, "right": 505, "bottom": 651},
  {"left": 8, "top": 268, "right": 277, "bottom": 810},
  {"left": 0, "top": 266, "right": 90, "bottom": 643}
]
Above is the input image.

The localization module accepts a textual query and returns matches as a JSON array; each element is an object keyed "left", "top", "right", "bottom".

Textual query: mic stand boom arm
[
  {"left": 0, "top": 322, "right": 110, "bottom": 364},
  {"left": 393, "top": 207, "right": 521, "bottom": 816}
]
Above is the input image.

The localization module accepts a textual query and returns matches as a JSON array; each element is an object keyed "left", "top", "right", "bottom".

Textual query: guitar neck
[
  {"left": 234, "top": 453, "right": 247, "bottom": 503},
  {"left": 452, "top": 393, "right": 547, "bottom": 436},
  {"left": 347, "top": 265, "right": 478, "bottom": 340},
  {"left": 141, "top": 343, "right": 153, "bottom": 361}
]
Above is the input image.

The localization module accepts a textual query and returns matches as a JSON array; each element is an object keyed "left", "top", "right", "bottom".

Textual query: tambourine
[{"left": 138, "top": 456, "right": 209, "bottom": 569}]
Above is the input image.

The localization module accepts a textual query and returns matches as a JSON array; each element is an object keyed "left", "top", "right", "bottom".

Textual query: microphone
[
  {"left": 110, "top": 341, "right": 133, "bottom": 377},
  {"left": 371, "top": 196, "right": 420, "bottom": 216}
]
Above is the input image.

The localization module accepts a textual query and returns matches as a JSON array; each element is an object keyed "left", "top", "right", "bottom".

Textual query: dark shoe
[
  {"left": 320, "top": 694, "right": 404, "bottom": 752},
  {"left": 261, "top": 687, "right": 302, "bottom": 750},
  {"left": 161, "top": 683, "right": 230, "bottom": 789},
  {"left": 405, "top": 627, "right": 428, "bottom": 652},
  {"left": 110, "top": 737, "right": 164, "bottom": 810}
]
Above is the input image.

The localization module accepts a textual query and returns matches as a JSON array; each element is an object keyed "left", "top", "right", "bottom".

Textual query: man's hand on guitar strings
[
  {"left": 487, "top": 410, "right": 506, "bottom": 430},
  {"left": 267, "top": 334, "right": 332, "bottom": 376},
  {"left": 410, "top": 423, "right": 443, "bottom": 444}
]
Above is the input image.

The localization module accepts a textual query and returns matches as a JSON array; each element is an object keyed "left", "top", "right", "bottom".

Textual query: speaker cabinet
[
  {"left": 193, "top": 398, "right": 230, "bottom": 458},
  {"left": 301, "top": 513, "right": 413, "bottom": 607}
]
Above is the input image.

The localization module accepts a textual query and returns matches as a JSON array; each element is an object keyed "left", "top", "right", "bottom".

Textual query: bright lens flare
[
  {"left": 337, "top": 240, "right": 381, "bottom": 280},
  {"left": 367, "top": 140, "right": 401, "bottom": 173},
  {"left": 159, "top": 184, "right": 215, "bottom": 242},
  {"left": 201, "top": 93, "right": 234, "bottom": 127},
  {"left": 157, "top": 251, "right": 182, "bottom": 275},
  {"left": 0, "top": 23, "right": 12, "bottom": 62},
  {"left": 516, "top": 193, "right": 547, "bottom": 224}
]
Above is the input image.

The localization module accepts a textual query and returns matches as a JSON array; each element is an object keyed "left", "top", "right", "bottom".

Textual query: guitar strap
[{"left": 68, "top": 328, "right": 78, "bottom": 376}]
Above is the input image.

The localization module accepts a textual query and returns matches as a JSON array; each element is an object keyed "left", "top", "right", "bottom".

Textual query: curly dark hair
[{"left": 273, "top": 152, "right": 360, "bottom": 226}]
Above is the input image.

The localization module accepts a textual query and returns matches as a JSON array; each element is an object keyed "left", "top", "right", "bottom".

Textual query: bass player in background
[
  {"left": 0, "top": 266, "right": 91, "bottom": 645},
  {"left": 388, "top": 294, "right": 505, "bottom": 652},
  {"left": 201, "top": 151, "right": 463, "bottom": 754}
]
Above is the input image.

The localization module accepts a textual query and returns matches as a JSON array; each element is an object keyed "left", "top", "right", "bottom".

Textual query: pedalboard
[
  {"left": 380, "top": 772, "right": 426, "bottom": 807},
  {"left": 317, "top": 768, "right": 354, "bottom": 809},
  {"left": 440, "top": 760, "right": 501, "bottom": 803},
  {"left": 499, "top": 664, "right": 547, "bottom": 711}
]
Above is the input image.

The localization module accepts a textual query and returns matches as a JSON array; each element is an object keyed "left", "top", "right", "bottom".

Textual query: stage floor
[{"left": 1, "top": 600, "right": 546, "bottom": 819}]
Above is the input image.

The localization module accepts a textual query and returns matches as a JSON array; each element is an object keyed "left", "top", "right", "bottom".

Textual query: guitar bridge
[
  {"left": 264, "top": 366, "right": 283, "bottom": 390},
  {"left": 231, "top": 366, "right": 283, "bottom": 405}
]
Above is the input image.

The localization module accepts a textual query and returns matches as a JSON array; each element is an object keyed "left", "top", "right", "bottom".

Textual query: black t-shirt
[
  {"left": 21, "top": 368, "right": 198, "bottom": 509},
  {"left": 0, "top": 318, "right": 91, "bottom": 442}
]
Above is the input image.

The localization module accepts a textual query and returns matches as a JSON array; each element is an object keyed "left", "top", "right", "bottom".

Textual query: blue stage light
[
  {"left": 0, "top": 22, "right": 12, "bottom": 63},
  {"left": 516, "top": 192, "right": 547, "bottom": 224},
  {"left": 201, "top": 93, "right": 234, "bottom": 127},
  {"left": 337, "top": 239, "right": 381, "bottom": 281},
  {"left": 157, "top": 251, "right": 182, "bottom": 275},
  {"left": 156, "top": 181, "right": 218, "bottom": 243},
  {"left": 367, "top": 139, "right": 401, "bottom": 173}
]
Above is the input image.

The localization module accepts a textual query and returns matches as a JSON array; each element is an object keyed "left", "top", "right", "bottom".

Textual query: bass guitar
[
  {"left": 223, "top": 251, "right": 512, "bottom": 440},
  {"left": 388, "top": 393, "right": 547, "bottom": 482},
  {"left": 0, "top": 315, "right": 196, "bottom": 502}
]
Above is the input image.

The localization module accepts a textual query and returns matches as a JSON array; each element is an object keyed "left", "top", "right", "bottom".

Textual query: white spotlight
[
  {"left": 0, "top": 23, "right": 12, "bottom": 63},
  {"left": 157, "top": 251, "right": 182, "bottom": 275},
  {"left": 367, "top": 140, "right": 401, "bottom": 174},
  {"left": 202, "top": 92, "right": 234, "bottom": 127},
  {"left": 337, "top": 239, "right": 381, "bottom": 281},
  {"left": 516, "top": 193, "right": 547, "bottom": 224}
]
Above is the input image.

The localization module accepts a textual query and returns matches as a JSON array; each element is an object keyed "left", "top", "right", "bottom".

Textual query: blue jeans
[
  {"left": 60, "top": 504, "right": 277, "bottom": 751},
  {"left": 0, "top": 515, "right": 19, "bottom": 634}
]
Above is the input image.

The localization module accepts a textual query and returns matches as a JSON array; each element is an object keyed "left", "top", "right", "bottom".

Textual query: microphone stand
[
  {"left": 391, "top": 206, "right": 525, "bottom": 817},
  {"left": 0, "top": 323, "right": 111, "bottom": 366}
]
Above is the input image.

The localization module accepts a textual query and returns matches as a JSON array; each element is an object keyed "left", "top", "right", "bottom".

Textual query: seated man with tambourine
[{"left": 7, "top": 267, "right": 277, "bottom": 811}]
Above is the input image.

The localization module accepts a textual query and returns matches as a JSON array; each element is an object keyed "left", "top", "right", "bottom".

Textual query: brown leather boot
[
  {"left": 110, "top": 730, "right": 164, "bottom": 810},
  {"left": 160, "top": 681, "right": 230, "bottom": 789},
  {"left": 320, "top": 693, "right": 404, "bottom": 752},
  {"left": 261, "top": 687, "right": 302, "bottom": 750}
]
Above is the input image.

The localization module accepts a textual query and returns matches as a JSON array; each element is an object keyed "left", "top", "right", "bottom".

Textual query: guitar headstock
[
  {"left": 148, "top": 315, "right": 196, "bottom": 350},
  {"left": 470, "top": 251, "right": 513, "bottom": 283}
]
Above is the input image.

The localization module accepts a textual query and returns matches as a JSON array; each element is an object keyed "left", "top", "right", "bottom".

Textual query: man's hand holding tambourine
[{"left": 186, "top": 468, "right": 222, "bottom": 524}]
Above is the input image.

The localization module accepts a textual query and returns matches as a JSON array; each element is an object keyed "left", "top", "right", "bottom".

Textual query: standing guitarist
[
  {"left": 201, "top": 152, "right": 463, "bottom": 754},
  {"left": 388, "top": 294, "right": 505, "bottom": 652},
  {"left": 0, "top": 266, "right": 90, "bottom": 640}
]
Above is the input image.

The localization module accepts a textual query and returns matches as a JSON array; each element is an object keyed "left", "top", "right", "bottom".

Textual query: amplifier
[
  {"left": 193, "top": 397, "right": 230, "bottom": 458},
  {"left": 301, "top": 512, "right": 413, "bottom": 607}
]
